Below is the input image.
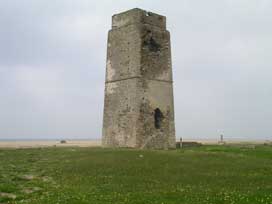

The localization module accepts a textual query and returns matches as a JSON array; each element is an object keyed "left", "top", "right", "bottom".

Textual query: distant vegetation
[
  {"left": 60, "top": 140, "right": 67, "bottom": 144},
  {"left": 0, "top": 145, "right": 272, "bottom": 204}
]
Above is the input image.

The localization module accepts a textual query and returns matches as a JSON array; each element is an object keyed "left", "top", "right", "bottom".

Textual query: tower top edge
[{"left": 112, "top": 8, "right": 166, "bottom": 30}]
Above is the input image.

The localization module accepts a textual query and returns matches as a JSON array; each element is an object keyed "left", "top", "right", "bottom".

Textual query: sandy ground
[
  {"left": 0, "top": 140, "right": 101, "bottom": 149},
  {"left": 0, "top": 139, "right": 269, "bottom": 149},
  {"left": 186, "top": 139, "right": 270, "bottom": 145}
]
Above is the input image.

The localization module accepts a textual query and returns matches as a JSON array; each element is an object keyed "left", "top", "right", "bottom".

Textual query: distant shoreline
[
  {"left": 0, "top": 139, "right": 100, "bottom": 141},
  {"left": 0, "top": 140, "right": 101, "bottom": 149},
  {"left": 0, "top": 139, "right": 270, "bottom": 149}
]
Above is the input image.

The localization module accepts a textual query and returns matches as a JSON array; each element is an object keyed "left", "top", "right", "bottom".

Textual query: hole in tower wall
[
  {"left": 149, "top": 37, "right": 160, "bottom": 52},
  {"left": 143, "top": 36, "right": 161, "bottom": 52},
  {"left": 145, "top": 11, "right": 152, "bottom": 17},
  {"left": 154, "top": 108, "right": 163, "bottom": 129}
]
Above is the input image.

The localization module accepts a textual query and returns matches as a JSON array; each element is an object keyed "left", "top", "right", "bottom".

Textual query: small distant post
[
  {"left": 180, "top": 137, "right": 183, "bottom": 148},
  {"left": 219, "top": 134, "right": 225, "bottom": 144}
]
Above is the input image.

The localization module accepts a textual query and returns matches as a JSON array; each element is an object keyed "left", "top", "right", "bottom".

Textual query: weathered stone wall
[{"left": 102, "top": 8, "right": 175, "bottom": 149}]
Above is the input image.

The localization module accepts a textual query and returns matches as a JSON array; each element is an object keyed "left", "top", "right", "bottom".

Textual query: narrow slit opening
[{"left": 154, "top": 108, "right": 163, "bottom": 129}]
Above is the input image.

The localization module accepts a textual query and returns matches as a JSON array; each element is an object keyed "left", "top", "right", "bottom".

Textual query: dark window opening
[
  {"left": 154, "top": 108, "right": 163, "bottom": 129},
  {"left": 149, "top": 37, "right": 161, "bottom": 52},
  {"left": 143, "top": 37, "right": 161, "bottom": 52},
  {"left": 143, "top": 30, "right": 161, "bottom": 52}
]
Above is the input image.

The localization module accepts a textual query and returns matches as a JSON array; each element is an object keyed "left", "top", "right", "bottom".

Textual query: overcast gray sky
[{"left": 0, "top": 0, "right": 271, "bottom": 140}]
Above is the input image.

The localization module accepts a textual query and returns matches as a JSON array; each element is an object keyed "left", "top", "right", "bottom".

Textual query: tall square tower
[{"left": 102, "top": 8, "right": 175, "bottom": 149}]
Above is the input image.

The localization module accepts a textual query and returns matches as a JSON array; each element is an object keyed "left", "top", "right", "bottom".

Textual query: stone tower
[{"left": 102, "top": 8, "right": 175, "bottom": 149}]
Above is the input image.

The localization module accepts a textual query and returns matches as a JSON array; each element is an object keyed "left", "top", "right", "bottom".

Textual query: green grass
[{"left": 0, "top": 145, "right": 272, "bottom": 204}]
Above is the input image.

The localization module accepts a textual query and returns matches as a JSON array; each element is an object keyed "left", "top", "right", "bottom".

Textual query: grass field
[{"left": 0, "top": 145, "right": 272, "bottom": 204}]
